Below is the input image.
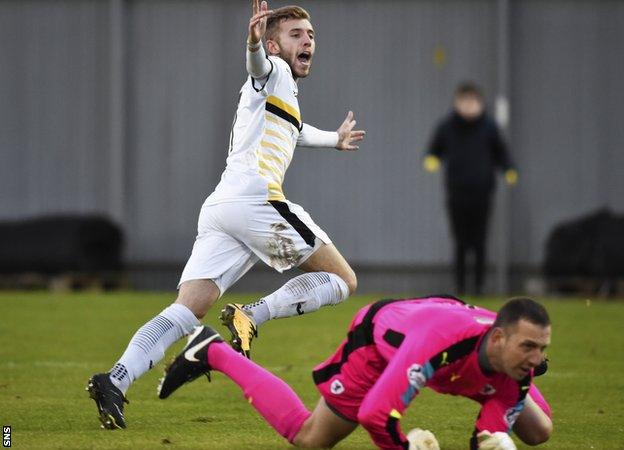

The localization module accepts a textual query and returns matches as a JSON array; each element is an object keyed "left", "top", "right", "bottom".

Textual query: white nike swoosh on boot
[{"left": 184, "top": 334, "right": 221, "bottom": 362}]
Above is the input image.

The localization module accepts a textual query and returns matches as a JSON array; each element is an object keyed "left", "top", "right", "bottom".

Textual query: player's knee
[
  {"left": 175, "top": 297, "right": 210, "bottom": 319},
  {"left": 342, "top": 271, "right": 357, "bottom": 296},
  {"left": 176, "top": 282, "right": 220, "bottom": 319},
  {"left": 293, "top": 425, "right": 338, "bottom": 448},
  {"left": 520, "top": 421, "right": 552, "bottom": 446},
  {"left": 293, "top": 434, "right": 337, "bottom": 449}
]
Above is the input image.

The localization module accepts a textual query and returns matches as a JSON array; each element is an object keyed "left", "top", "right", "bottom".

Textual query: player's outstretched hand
[
  {"left": 406, "top": 428, "right": 440, "bottom": 450},
  {"left": 249, "top": 0, "right": 273, "bottom": 45},
  {"left": 336, "top": 111, "right": 366, "bottom": 151},
  {"left": 477, "top": 431, "right": 517, "bottom": 450}
]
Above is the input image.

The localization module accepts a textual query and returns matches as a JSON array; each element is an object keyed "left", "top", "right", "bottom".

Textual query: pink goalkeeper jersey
[{"left": 352, "top": 297, "right": 532, "bottom": 449}]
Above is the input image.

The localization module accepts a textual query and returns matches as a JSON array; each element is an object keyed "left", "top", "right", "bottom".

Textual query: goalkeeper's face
[
  {"left": 497, "top": 319, "right": 551, "bottom": 380},
  {"left": 268, "top": 19, "right": 316, "bottom": 79}
]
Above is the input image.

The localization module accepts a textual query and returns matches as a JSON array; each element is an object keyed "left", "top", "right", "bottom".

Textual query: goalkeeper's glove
[
  {"left": 423, "top": 155, "right": 441, "bottom": 173},
  {"left": 477, "top": 431, "right": 517, "bottom": 450},
  {"left": 407, "top": 428, "right": 440, "bottom": 450},
  {"left": 504, "top": 169, "right": 518, "bottom": 185}
]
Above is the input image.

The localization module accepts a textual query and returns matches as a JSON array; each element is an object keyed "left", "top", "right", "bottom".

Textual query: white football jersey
[{"left": 206, "top": 56, "right": 301, "bottom": 205}]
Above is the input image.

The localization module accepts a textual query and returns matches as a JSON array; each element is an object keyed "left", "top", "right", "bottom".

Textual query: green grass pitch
[{"left": 1, "top": 291, "right": 623, "bottom": 449}]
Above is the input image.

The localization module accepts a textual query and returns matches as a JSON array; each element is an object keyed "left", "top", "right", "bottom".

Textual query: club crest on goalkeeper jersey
[{"left": 206, "top": 56, "right": 301, "bottom": 206}]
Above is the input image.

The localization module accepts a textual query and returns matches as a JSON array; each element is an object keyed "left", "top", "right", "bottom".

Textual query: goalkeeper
[{"left": 159, "top": 296, "right": 553, "bottom": 449}]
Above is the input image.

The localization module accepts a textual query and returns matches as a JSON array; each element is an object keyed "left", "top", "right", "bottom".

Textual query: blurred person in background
[{"left": 423, "top": 82, "right": 517, "bottom": 296}]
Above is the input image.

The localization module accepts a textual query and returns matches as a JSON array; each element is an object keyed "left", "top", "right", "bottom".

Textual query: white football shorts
[{"left": 178, "top": 200, "right": 331, "bottom": 295}]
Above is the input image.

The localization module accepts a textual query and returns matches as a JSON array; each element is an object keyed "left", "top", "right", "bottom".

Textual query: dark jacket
[{"left": 427, "top": 111, "right": 514, "bottom": 195}]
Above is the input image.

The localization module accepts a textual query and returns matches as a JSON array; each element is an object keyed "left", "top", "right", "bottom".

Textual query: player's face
[
  {"left": 273, "top": 19, "right": 315, "bottom": 79},
  {"left": 454, "top": 94, "right": 484, "bottom": 121},
  {"left": 499, "top": 320, "right": 551, "bottom": 380}
]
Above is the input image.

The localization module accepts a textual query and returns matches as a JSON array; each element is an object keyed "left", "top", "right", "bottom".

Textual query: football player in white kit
[{"left": 87, "top": 0, "right": 366, "bottom": 430}]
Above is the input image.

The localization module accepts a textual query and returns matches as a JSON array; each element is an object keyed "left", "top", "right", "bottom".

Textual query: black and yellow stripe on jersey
[{"left": 265, "top": 95, "right": 302, "bottom": 131}]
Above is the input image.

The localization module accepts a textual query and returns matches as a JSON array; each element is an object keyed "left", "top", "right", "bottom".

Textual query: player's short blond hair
[{"left": 265, "top": 6, "right": 311, "bottom": 42}]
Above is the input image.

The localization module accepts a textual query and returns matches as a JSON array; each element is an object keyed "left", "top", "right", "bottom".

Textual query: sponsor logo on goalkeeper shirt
[
  {"left": 402, "top": 362, "right": 434, "bottom": 406},
  {"left": 407, "top": 364, "right": 427, "bottom": 389},
  {"left": 505, "top": 403, "right": 524, "bottom": 428}
]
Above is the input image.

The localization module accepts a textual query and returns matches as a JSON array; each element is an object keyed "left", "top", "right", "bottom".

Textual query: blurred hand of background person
[
  {"left": 423, "top": 155, "right": 441, "bottom": 173},
  {"left": 505, "top": 169, "right": 518, "bottom": 186}
]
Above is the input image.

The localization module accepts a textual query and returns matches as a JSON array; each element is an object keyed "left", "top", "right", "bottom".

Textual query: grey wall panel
[
  {"left": 122, "top": 0, "right": 499, "bottom": 264},
  {"left": 283, "top": 0, "right": 499, "bottom": 265},
  {"left": 2, "top": 0, "right": 623, "bottom": 278},
  {"left": 510, "top": 0, "right": 624, "bottom": 265},
  {"left": 0, "top": 1, "right": 114, "bottom": 218},
  {"left": 123, "top": 1, "right": 250, "bottom": 261}
]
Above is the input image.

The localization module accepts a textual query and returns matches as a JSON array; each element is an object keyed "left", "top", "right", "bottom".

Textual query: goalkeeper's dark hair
[{"left": 493, "top": 297, "right": 551, "bottom": 329}]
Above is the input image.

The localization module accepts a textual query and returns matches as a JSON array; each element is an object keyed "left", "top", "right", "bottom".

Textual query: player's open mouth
[{"left": 297, "top": 52, "right": 311, "bottom": 65}]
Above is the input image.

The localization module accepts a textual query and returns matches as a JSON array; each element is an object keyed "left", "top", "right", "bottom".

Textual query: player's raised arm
[
  {"left": 248, "top": 0, "right": 271, "bottom": 46},
  {"left": 246, "top": 0, "right": 273, "bottom": 79}
]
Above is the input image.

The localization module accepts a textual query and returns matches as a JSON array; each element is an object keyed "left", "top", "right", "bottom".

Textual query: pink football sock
[{"left": 207, "top": 342, "right": 311, "bottom": 443}]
